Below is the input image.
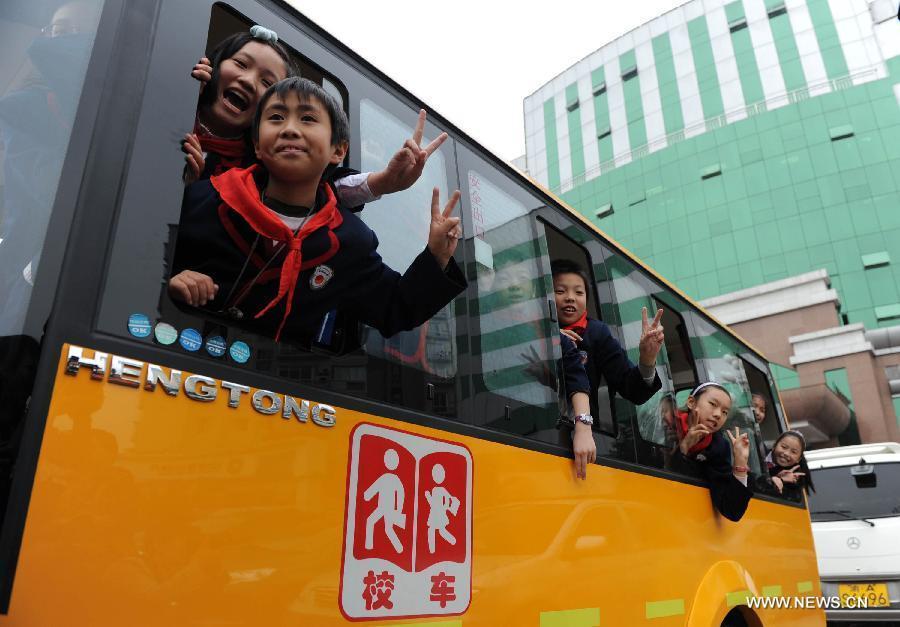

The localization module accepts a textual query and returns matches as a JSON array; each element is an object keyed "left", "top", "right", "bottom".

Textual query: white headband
[{"left": 690, "top": 381, "right": 731, "bottom": 399}]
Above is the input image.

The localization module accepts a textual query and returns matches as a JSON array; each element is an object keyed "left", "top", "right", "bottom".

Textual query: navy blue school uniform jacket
[
  {"left": 669, "top": 430, "right": 754, "bottom": 522},
  {"left": 171, "top": 165, "right": 466, "bottom": 343},
  {"left": 561, "top": 334, "right": 591, "bottom": 398},
  {"left": 574, "top": 318, "right": 662, "bottom": 417}
]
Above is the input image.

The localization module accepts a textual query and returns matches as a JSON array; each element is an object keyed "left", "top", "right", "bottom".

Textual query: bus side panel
[{"left": 1, "top": 345, "right": 822, "bottom": 625}]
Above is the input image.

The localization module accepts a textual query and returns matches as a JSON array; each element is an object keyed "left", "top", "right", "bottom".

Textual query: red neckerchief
[
  {"left": 675, "top": 409, "right": 713, "bottom": 456},
  {"left": 564, "top": 311, "right": 588, "bottom": 336},
  {"left": 211, "top": 165, "right": 343, "bottom": 341},
  {"left": 194, "top": 120, "right": 248, "bottom": 175}
]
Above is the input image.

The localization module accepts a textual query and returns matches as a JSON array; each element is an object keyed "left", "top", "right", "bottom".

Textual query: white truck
[{"left": 807, "top": 442, "right": 900, "bottom": 625}]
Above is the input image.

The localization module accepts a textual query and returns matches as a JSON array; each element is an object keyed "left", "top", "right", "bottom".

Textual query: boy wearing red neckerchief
[{"left": 168, "top": 77, "right": 466, "bottom": 344}]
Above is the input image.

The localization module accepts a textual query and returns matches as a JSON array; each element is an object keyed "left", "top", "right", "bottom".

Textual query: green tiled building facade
[{"left": 524, "top": 0, "right": 900, "bottom": 445}]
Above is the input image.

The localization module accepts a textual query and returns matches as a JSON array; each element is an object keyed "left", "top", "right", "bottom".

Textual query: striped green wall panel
[
  {"left": 652, "top": 33, "right": 686, "bottom": 135},
  {"left": 544, "top": 98, "right": 561, "bottom": 190},
  {"left": 591, "top": 67, "right": 614, "bottom": 163},
  {"left": 566, "top": 82, "right": 586, "bottom": 179},
  {"left": 620, "top": 49, "right": 648, "bottom": 150},
  {"left": 807, "top": 0, "right": 850, "bottom": 79},
  {"left": 688, "top": 16, "right": 725, "bottom": 119},
  {"left": 768, "top": 8, "right": 808, "bottom": 91}
]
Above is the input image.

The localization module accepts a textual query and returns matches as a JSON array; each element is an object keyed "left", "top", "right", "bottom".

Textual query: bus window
[
  {"left": 356, "top": 97, "right": 457, "bottom": 380},
  {"left": 541, "top": 222, "right": 606, "bottom": 428},
  {"left": 594, "top": 253, "right": 699, "bottom": 470},
  {"left": 462, "top": 166, "right": 561, "bottom": 441},
  {"left": 741, "top": 358, "right": 780, "bottom": 442},
  {"left": 633, "top": 299, "right": 698, "bottom": 469},
  {"left": 0, "top": 0, "right": 102, "bottom": 334},
  {"left": 690, "top": 314, "right": 766, "bottom": 477},
  {"left": 742, "top": 356, "right": 800, "bottom": 500},
  {"left": 0, "top": 0, "right": 103, "bottom": 557},
  {"left": 92, "top": 3, "right": 463, "bottom": 419}
]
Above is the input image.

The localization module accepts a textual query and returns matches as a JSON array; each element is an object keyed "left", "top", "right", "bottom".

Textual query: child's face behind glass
[
  {"left": 773, "top": 435, "right": 802, "bottom": 467},
  {"left": 210, "top": 41, "right": 287, "bottom": 136},
  {"left": 752, "top": 395, "right": 767, "bottom": 424},
  {"left": 254, "top": 92, "right": 346, "bottom": 184},
  {"left": 553, "top": 272, "right": 587, "bottom": 327}
]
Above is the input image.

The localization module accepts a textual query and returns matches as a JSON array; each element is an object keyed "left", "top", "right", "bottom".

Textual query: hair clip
[{"left": 250, "top": 25, "right": 278, "bottom": 44}]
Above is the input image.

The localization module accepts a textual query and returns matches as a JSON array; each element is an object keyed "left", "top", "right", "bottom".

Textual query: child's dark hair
[
  {"left": 197, "top": 30, "right": 296, "bottom": 113},
  {"left": 773, "top": 430, "right": 815, "bottom": 494},
  {"left": 251, "top": 77, "right": 350, "bottom": 147},
  {"left": 551, "top": 259, "right": 590, "bottom": 289}
]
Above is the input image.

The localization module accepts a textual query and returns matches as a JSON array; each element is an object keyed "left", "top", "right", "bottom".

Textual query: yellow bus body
[{"left": 0, "top": 346, "right": 823, "bottom": 626}]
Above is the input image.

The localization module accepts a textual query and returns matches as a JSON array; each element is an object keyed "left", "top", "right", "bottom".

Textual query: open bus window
[
  {"left": 165, "top": 3, "right": 361, "bottom": 348},
  {"left": 167, "top": 5, "right": 457, "bottom": 377},
  {"left": 689, "top": 314, "right": 766, "bottom": 477},
  {"left": 742, "top": 358, "right": 780, "bottom": 444},
  {"left": 542, "top": 221, "right": 615, "bottom": 437},
  {"left": 742, "top": 357, "right": 799, "bottom": 500},
  {"left": 93, "top": 2, "right": 463, "bottom": 420}
]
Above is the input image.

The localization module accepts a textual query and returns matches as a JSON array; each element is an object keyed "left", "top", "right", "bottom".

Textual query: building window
[
  {"left": 728, "top": 18, "right": 748, "bottom": 33},
  {"left": 767, "top": 3, "right": 787, "bottom": 18},
  {"left": 595, "top": 203, "right": 614, "bottom": 219},
  {"left": 862, "top": 252, "right": 890, "bottom": 269},
  {"left": 875, "top": 304, "right": 900, "bottom": 322},
  {"left": 825, "top": 368, "right": 855, "bottom": 409},
  {"left": 829, "top": 125, "right": 854, "bottom": 141}
]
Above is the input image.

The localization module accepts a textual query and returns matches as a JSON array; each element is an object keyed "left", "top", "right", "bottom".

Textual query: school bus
[{"left": 0, "top": 0, "right": 824, "bottom": 624}]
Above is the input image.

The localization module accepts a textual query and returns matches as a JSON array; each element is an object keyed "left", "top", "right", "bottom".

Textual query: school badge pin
[{"left": 310, "top": 265, "right": 334, "bottom": 290}]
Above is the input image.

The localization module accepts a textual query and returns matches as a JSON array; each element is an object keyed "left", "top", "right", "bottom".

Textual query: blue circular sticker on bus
[
  {"left": 205, "top": 335, "right": 226, "bottom": 357},
  {"left": 154, "top": 322, "right": 178, "bottom": 345},
  {"left": 127, "top": 313, "right": 152, "bottom": 338},
  {"left": 179, "top": 328, "right": 202, "bottom": 352},
  {"left": 229, "top": 341, "right": 251, "bottom": 363}
]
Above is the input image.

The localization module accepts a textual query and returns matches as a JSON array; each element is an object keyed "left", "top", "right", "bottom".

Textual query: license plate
[{"left": 838, "top": 582, "right": 890, "bottom": 608}]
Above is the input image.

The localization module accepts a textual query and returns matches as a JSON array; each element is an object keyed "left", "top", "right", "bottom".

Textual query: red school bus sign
[{"left": 339, "top": 423, "right": 473, "bottom": 620}]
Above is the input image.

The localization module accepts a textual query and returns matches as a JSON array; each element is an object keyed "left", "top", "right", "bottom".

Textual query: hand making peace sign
[
  {"left": 777, "top": 465, "right": 806, "bottom": 484},
  {"left": 638, "top": 306, "right": 665, "bottom": 367},
  {"left": 725, "top": 426, "right": 751, "bottom": 468},
  {"left": 427, "top": 188, "right": 462, "bottom": 270},
  {"left": 368, "top": 109, "right": 449, "bottom": 197}
]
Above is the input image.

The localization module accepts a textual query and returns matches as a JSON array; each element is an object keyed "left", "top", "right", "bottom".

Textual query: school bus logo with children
[{"left": 339, "top": 423, "right": 473, "bottom": 620}]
